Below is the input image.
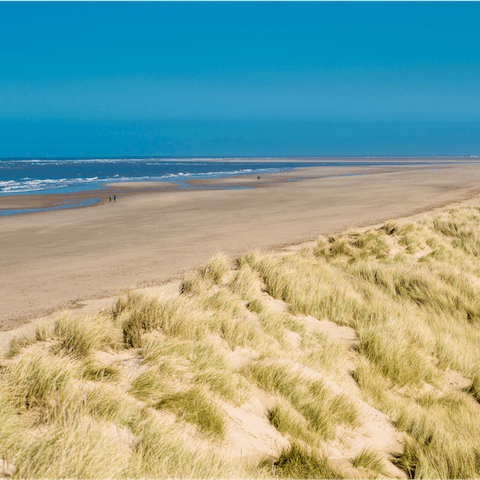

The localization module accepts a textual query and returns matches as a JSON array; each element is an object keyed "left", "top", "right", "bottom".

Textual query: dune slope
[{"left": 3, "top": 205, "right": 480, "bottom": 478}]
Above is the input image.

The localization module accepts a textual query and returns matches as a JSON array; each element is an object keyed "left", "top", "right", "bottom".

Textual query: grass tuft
[
  {"left": 35, "top": 323, "right": 51, "bottom": 341},
  {"left": 155, "top": 387, "right": 225, "bottom": 437},
  {"left": 0, "top": 388, "right": 24, "bottom": 456},
  {"left": 81, "top": 359, "right": 120, "bottom": 382},
  {"left": 4, "top": 352, "right": 72, "bottom": 408},
  {"left": 272, "top": 443, "right": 344, "bottom": 479},
  {"left": 6, "top": 336, "right": 33, "bottom": 358},
  {"left": 13, "top": 417, "right": 130, "bottom": 479},
  {"left": 248, "top": 361, "right": 358, "bottom": 439},
  {"left": 351, "top": 448, "right": 387, "bottom": 475},
  {"left": 230, "top": 263, "right": 264, "bottom": 300},
  {"left": 53, "top": 313, "right": 122, "bottom": 357},
  {"left": 198, "top": 253, "right": 231, "bottom": 284},
  {"left": 268, "top": 398, "right": 313, "bottom": 445}
]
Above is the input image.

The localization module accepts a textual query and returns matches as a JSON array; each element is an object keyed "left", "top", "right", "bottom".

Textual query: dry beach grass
[{"left": 3, "top": 206, "right": 480, "bottom": 477}]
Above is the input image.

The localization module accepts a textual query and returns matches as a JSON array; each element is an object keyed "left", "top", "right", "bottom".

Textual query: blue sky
[{"left": 1, "top": 2, "right": 479, "bottom": 157}]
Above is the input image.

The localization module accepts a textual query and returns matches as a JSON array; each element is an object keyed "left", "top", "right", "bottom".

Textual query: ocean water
[
  {"left": 1, "top": 198, "right": 101, "bottom": 216},
  {"left": 0, "top": 157, "right": 306, "bottom": 196},
  {"left": 1, "top": 156, "right": 478, "bottom": 197}
]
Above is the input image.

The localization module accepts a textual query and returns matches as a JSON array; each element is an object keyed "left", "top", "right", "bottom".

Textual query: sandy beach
[{"left": 2, "top": 161, "right": 480, "bottom": 329}]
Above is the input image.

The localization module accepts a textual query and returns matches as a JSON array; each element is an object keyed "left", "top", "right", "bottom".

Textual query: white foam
[{"left": 0, "top": 159, "right": 288, "bottom": 195}]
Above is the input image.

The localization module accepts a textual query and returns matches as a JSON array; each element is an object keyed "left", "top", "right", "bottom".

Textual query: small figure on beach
[
  {"left": 257, "top": 176, "right": 260, "bottom": 180},
  {"left": 109, "top": 196, "right": 111, "bottom": 202},
  {"left": 114, "top": 195, "right": 116, "bottom": 202}
]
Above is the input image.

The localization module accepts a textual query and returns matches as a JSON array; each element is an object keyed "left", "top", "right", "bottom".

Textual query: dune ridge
[{"left": 3, "top": 205, "right": 480, "bottom": 478}]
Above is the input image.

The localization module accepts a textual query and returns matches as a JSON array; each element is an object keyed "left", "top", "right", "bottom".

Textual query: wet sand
[
  {"left": 2, "top": 161, "right": 480, "bottom": 329},
  {"left": 0, "top": 182, "right": 180, "bottom": 211}
]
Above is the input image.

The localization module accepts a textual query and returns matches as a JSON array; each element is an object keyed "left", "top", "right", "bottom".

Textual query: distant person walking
[
  {"left": 113, "top": 195, "right": 116, "bottom": 202},
  {"left": 109, "top": 196, "right": 112, "bottom": 202}
]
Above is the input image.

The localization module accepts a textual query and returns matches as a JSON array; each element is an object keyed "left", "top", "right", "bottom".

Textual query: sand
[{"left": 2, "top": 161, "right": 480, "bottom": 329}]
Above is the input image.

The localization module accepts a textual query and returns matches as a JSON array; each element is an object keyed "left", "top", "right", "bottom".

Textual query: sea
[{"left": 1, "top": 156, "right": 478, "bottom": 216}]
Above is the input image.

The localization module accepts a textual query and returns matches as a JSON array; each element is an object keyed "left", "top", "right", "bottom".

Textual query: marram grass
[{"left": 4, "top": 206, "right": 480, "bottom": 478}]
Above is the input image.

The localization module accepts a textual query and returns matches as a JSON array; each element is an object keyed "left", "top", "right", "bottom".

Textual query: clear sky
[{"left": 1, "top": 1, "right": 479, "bottom": 157}]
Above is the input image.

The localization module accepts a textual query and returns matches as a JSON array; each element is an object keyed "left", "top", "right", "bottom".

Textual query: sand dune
[{"left": 3, "top": 206, "right": 480, "bottom": 478}]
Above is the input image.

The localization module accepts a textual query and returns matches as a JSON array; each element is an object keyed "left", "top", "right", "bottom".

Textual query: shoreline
[
  {"left": 0, "top": 160, "right": 468, "bottom": 215},
  {"left": 2, "top": 161, "right": 480, "bottom": 329}
]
